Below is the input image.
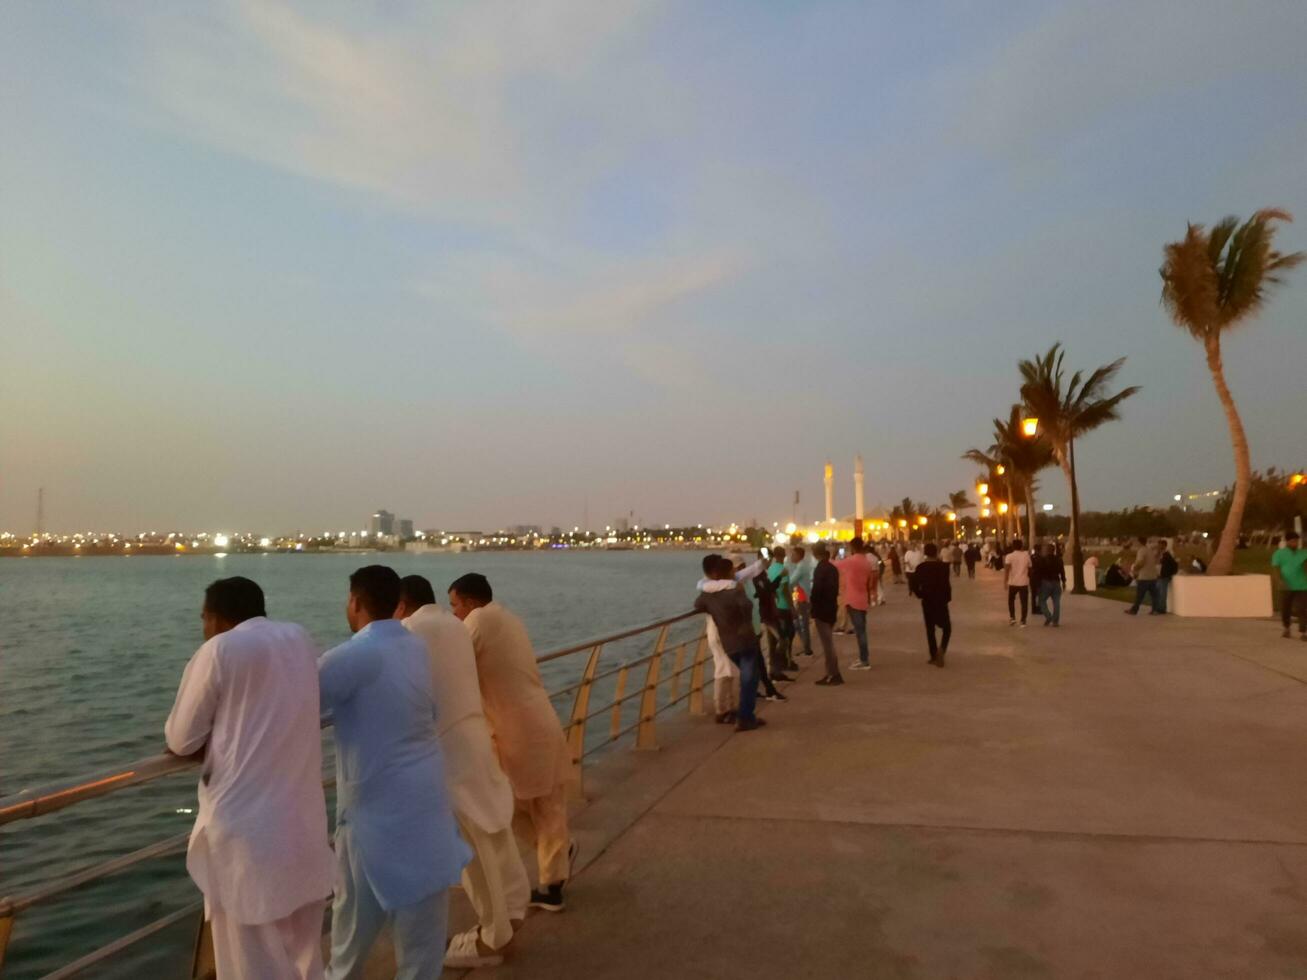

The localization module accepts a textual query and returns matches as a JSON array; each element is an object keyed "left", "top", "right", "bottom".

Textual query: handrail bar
[
  {"left": 534, "top": 610, "right": 696, "bottom": 663},
  {"left": 0, "top": 609, "right": 700, "bottom": 827}
]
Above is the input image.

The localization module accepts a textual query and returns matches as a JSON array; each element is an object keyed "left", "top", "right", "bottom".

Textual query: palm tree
[
  {"left": 1019, "top": 344, "right": 1139, "bottom": 593},
  {"left": 962, "top": 445, "right": 1004, "bottom": 540},
  {"left": 945, "top": 490, "right": 974, "bottom": 539},
  {"left": 993, "top": 405, "right": 1056, "bottom": 546},
  {"left": 1159, "top": 209, "right": 1304, "bottom": 576}
]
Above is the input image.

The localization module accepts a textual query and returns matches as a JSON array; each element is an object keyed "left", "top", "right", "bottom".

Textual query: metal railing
[{"left": 0, "top": 611, "right": 712, "bottom": 978}]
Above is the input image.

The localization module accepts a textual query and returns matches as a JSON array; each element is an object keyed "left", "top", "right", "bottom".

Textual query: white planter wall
[
  {"left": 1170, "top": 574, "right": 1273, "bottom": 618},
  {"left": 1065, "top": 564, "right": 1097, "bottom": 592}
]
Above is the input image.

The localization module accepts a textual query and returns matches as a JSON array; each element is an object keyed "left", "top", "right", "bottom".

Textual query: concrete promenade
[{"left": 452, "top": 569, "right": 1307, "bottom": 979}]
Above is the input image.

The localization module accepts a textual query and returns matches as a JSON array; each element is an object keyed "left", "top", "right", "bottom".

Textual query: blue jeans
[
  {"left": 848, "top": 607, "right": 869, "bottom": 664},
  {"left": 1130, "top": 579, "right": 1161, "bottom": 613},
  {"left": 729, "top": 646, "right": 760, "bottom": 722},
  {"left": 1038, "top": 582, "right": 1062, "bottom": 624},
  {"left": 1156, "top": 578, "right": 1170, "bottom": 614},
  {"left": 794, "top": 601, "right": 813, "bottom": 654}
]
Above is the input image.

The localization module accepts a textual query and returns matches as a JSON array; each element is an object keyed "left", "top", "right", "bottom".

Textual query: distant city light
[
  {"left": 1042, "top": 504, "right": 1054, "bottom": 512},
  {"left": 213, "top": 534, "right": 229, "bottom": 548}
]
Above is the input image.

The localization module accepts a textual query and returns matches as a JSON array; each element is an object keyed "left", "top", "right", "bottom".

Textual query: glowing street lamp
[
  {"left": 976, "top": 481, "right": 989, "bottom": 497},
  {"left": 917, "top": 516, "right": 928, "bottom": 526},
  {"left": 1042, "top": 503, "right": 1054, "bottom": 512},
  {"left": 995, "top": 464, "right": 1006, "bottom": 476},
  {"left": 898, "top": 518, "right": 908, "bottom": 528},
  {"left": 1022, "top": 417, "right": 1039, "bottom": 438},
  {"left": 1290, "top": 472, "right": 1306, "bottom": 488},
  {"left": 981, "top": 507, "right": 991, "bottom": 518},
  {"left": 946, "top": 512, "right": 957, "bottom": 522},
  {"left": 997, "top": 502, "right": 1009, "bottom": 515}
]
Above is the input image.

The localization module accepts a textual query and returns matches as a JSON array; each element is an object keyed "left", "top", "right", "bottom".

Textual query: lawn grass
[{"left": 1086, "top": 545, "right": 1282, "bottom": 611}]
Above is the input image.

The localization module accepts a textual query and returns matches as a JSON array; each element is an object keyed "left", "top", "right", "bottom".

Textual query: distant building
[
  {"left": 398, "top": 518, "right": 414, "bottom": 540},
  {"left": 508, "top": 524, "right": 541, "bottom": 537},
  {"left": 370, "top": 509, "right": 395, "bottom": 536}
]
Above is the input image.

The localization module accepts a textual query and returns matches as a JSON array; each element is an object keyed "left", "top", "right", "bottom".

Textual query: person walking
[
  {"left": 1034, "top": 542, "right": 1066, "bottom": 626},
  {"left": 785, "top": 545, "right": 816, "bottom": 657},
  {"left": 1272, "top": 531, "right": 1307, "bottom": 640},
  {"left": 834, "top": 537, "right": 874, "bottom": 671},
  {"left": 964, "top": 542, "right": 980, "bottom": 579},
  {"left": 1157, "top": 539, "right": 1178, "bottom": 614},
  {"left": 320, "top": 565, "right": 469, "bottom": 980},
  {"left": 914, "top": 543, "right": 953, "bottom": 666},
  {"left": 448, "top": 574, "right": 576, "bottom": 914},
  {"left": 809, "top": 543, "right": 844, "bottom": 685},
  {"left": 903, "top": 541, "right": 924, "bottom": 597},
  {"left": 165, "top": 577, "right": 334, "bottom": 980},
  {"left": 949, "top": 542, "right": 963, "bottom": 578},
  {"left": 1003, "top": 539, "right": 1032, "bottom": 627},
  {"left": 397, "top": 576, "right": 529, "bottom": 971},
  {"left": 888, "top": 544, "right": 903, "bottom": 585},
  {"left": 1125, "top": 536, "right": 1162, "bottom": 615}
]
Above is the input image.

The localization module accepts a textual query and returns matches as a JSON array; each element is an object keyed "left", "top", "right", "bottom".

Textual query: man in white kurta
[
  {"left": 448, "top": 573, "right": 574, "bottom": 913},
  {"left": 165, "top": 576, "right": 335, "bottom": 980},
  {"left": 397, "top": 575, "right": 529, "bottom": 970}
]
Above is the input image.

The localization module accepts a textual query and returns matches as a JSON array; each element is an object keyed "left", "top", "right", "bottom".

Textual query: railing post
[
  {"left": 635, "top": 624, "right": 669, "bottom": 750},
  {"left": 669, "top": 641, "right": 687, "bottom": 703},
  {"left": 0, "top": 912, "right": 13, "bottom": 974},
  {"left": 687, "top": 627, "right": 710, "bottom": 716},
  {"left": 191, "top": 911, "right": 215, "bottom": 980},
  {"left": 566, "top": 644, "right": 604, "bottom": 799}
]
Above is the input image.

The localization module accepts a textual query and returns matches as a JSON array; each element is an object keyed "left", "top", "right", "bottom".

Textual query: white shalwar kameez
[
  {"left": 165, "top": 618, "right": 335, "bottom": 980},
  {"left": 403, "top": 604, "right": 528, "bottom": 951}
]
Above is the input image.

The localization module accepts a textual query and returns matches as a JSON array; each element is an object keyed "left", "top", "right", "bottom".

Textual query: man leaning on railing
[{"left": 164, "top": 576, "right": 335, "bottom": 980}]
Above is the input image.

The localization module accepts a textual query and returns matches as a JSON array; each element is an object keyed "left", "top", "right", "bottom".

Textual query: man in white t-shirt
[
  {"left": 903, "top": 544, "right": 925, "bottom": 596},
  {"left": 1003, "top": 540, "right": 1033, "bottom": 627}
]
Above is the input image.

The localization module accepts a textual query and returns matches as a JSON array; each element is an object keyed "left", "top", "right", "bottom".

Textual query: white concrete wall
[
  {"left": 1170, "top": 574, "right": 1273, "bottom": 618},
  {"left": 1065, "top": 564, "right": 1097, "bottom": 592}
]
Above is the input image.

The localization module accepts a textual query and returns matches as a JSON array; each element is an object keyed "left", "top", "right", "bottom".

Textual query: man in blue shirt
[
  {"left": 320, "top": 565, "right": 471, "bottom": 980},
  {"left": 785, "top": 545, "right": 816, "bottom": 658}
]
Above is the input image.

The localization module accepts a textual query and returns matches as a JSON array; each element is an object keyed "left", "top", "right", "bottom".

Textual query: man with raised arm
[
  {"left": 319, "top": 565, "right": 469, "bottom": 979},
  {"left": 448, "top": 573, "right": 576, "bottom": 914},
  {"left": 165, "top": 576, "right": 334, "bottom": 980},
  {"left": 397, "top": 575, "right": 529, "bottom": 970}
]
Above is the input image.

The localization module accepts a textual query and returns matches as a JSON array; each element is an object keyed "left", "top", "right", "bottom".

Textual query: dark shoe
[
  {"left": 933, "top": 656, "right": 945, "bottom": 668},
  {"left": 530, "top": 883, "right": 565, "bottom": 912},
  {"left": 769, "top": 673, "right": 794, "bottom": 683},
  {"left": 1124, "top": 609, "right": 1138, "bottom": 615},
  {"left": 764, "top": 691, "right": 788, "bottom": 702},
  {"left": 1283, "top": 629, "right": 1292, "bottom": 639},
  {"left": 815, "top": 675, "right": 844, "bottom": 686},
  {"left": 784, "top": 660, "right": 800, "bottom": 672},
  {"left": 735, "top": 717, "right": 768, "bottom": 731},
  {"left": 715, "top": 711, "right": 732, "bottom": 724}
]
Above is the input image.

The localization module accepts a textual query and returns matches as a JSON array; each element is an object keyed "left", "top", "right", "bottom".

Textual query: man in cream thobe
[
  {"left": 165, "top": 576, "right": 334, "bottom": 980},
  {"left": 448, "top": 574, "right": 574, "bottom": 912},
  {"left": 397, "top": 575, "right": 529, "bottom": 969}
]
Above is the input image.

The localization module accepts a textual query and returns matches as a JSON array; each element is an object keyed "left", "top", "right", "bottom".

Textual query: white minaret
[
  {"left": 854, "top": 455, "right": 865, "bottom": 521},
  {"left": 824, "top": 461, "right": 834, "bottom": 523}
]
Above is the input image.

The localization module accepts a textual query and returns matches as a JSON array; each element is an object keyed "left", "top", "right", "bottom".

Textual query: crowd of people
[
  {"left": 164, "top": 567, "right": 574, "bottom": 978},
  {"left": 163, "top": 528, "right": 1306, "bottom": 978}
]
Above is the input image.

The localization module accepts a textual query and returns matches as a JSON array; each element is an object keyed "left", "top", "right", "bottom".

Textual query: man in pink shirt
[{"left": 834, "top": 537, "right": 874, "bottom": 671}]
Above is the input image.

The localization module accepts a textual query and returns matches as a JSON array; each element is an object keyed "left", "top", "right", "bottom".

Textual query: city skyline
[{"left": 3, "top": 2, "right": 1305, "bottom": 534}]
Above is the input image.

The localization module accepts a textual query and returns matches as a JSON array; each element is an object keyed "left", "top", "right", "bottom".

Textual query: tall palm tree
[
  {"left": 1159, "top": 208, "right": 1304, "bottom": 576},
  {"left": 961, "top": 446, "right": 1004, "bottom": 540},
  {"left": 1019, "top": 345, "right": 1139, "bottom": 593},
  {"left": 945, "top": 490, "right": 974, "bottom": 539}
]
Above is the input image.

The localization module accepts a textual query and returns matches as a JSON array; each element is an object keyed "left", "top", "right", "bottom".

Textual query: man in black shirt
[
  {"left": 1034, "top": 542, "right": 1067, "bottom": 626},
  {"left": 809, "top": 543, "right": 844, "bottom": 686},
  {"left": 915, "top": 543, "right": 953, "bottom": 667}
]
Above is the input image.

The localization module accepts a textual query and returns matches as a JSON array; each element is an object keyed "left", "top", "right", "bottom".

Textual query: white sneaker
[
  {"left": 848, "top": 660, "right": 872, "bottom": 671},
  {"left": 444, "top": 929, "right": 503, "bottom": 969}
]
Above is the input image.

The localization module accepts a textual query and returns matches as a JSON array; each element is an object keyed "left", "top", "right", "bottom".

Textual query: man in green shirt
[{"left": 1271, "top": 531, "right": 1307, "bottom": 640}]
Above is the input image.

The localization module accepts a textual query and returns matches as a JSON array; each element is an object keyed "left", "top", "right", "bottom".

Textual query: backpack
[{"left": 1160, "top": 551, "right": 1178, "bottom": 579}]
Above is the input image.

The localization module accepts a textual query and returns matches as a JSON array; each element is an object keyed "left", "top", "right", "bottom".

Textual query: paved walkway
[{"left": 454, "top": 570, "right": 1307, "bottom": 979}]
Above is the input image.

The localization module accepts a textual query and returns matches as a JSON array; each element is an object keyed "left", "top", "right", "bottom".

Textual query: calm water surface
[{"left": 0, "top": 550, "right": 708, "bottom": 978}]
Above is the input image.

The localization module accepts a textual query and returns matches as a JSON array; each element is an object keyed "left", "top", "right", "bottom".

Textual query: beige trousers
[
  {"left": 459, "top": 816, "right": 531, "bottom": 950},
  {"left": 512, "top": 781, "right": 570, "bottom": 887},
  {"left": 210, "top": 899, "right": 327, "bottom": 980}
]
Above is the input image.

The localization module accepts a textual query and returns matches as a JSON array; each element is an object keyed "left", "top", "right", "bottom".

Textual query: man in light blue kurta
[{"left": 320, "top": 565, "right": 471, "bottom": 980}]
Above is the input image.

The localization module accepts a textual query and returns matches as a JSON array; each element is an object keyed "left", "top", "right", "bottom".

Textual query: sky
[{"left": 2, "top": 0, "right": 1305, "bottom": 535}]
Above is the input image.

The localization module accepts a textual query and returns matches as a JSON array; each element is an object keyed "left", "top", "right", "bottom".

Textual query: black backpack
[{"left": 1160, "top": 551, "right": 1178, "bottom": 579}]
